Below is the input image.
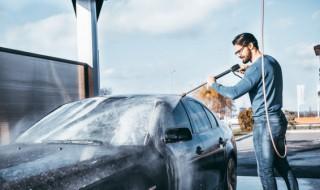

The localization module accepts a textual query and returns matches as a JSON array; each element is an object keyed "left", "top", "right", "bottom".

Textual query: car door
[
  {"left": 182, "top": 98, "right": 224, "bottom": 189},
  {"left": 161, "top": 101, "right": 203, "bottom": 157},
  {"left": 161, "top": 101, "right": 205, "bottom": 189},
  {"left": 202, "top": 106, "right": 226, "bottom": 167}
]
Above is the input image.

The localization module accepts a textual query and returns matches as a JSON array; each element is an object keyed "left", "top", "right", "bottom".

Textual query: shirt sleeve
[{"left": 211, "top": 66, "right": 261, "bottom": 100}]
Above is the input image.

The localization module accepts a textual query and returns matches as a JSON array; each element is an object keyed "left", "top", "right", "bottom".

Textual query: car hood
[{"left": 0, "top": 143, "right": 150, "bottom": 189}]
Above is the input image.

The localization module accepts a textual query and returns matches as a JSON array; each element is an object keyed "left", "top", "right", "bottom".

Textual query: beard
[
  {"left": 241, "top": 50, "right": 252, "bottom": 63},
  {"left": 242, "top": 56, "right": 250, "bottom": 64}
]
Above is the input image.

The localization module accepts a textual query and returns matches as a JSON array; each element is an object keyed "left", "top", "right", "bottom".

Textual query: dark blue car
[{"left": 0, "top": 95, "right": 237, "bottom": 190}]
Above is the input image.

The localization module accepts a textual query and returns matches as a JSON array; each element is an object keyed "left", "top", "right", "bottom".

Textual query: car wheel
[{"left": 224, "top": 157, "right": 237, "bottom": 190}]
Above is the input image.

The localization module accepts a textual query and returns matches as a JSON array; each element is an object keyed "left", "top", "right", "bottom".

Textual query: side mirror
[{"left": 165, "top": 128, "right": 192, "bottom": 143}]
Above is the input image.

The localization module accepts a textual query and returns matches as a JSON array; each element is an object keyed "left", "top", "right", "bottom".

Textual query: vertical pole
[
  {"left": 317, "top": 95, "right": 319, "bottom": 117},
  {"left": 318, "top": 84, "right": 320, "bottom": 118},
  {"left": 297, "top": 98, "right": 300, "bottom": 118},
  {"left": 297, "top": 85, "right": 299, "bottom": 118},
  {"left": 314, "top": 45, "right": 320, "bottom": 117},
  {"left": 76, "top": 0, "right": 100, "bottom": 96},
  {"left": 318, "top": 57, "right": 320, "bottom": 117},
  {"left": 297, "top": 85, "right": 300, "bottom": 118}
]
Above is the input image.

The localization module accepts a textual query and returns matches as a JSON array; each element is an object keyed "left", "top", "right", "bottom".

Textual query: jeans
[{"left": 253, "top": 111, "right": 299, "bottom": 190}]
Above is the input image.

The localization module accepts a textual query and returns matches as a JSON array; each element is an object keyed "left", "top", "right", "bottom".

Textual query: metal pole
[
  {"left": 181, "top": 82, "right": 207, "bottom": 97},
  {"left": 75, "top": 0, "right": 100, "bottom": 96},
  {"left": 317, "top": 92, "right": 320, "bottom": 117},
  {"left": 318, "top": 56, "right": 320, "bottom": 117},
  {"left": 314, "top": 45, "right": 320, "bottom": 117},
  {"left": 297, "top": 97, "right": 300, "bottom": 118}
]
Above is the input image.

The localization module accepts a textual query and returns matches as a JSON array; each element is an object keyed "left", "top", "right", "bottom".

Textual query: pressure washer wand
[{"left": 181, "top": 64, "right": 240, "bottom": 97}]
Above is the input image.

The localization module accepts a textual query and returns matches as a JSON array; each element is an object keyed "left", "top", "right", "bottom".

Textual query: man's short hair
[{"left": 232, "top": 33, "right": 259, "bottom": 49}]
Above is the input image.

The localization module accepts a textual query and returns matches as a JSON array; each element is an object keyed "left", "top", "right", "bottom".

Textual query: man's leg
[
  {"left": 274, "top": 152, "right": 299, "bottom": 190},
  {"left": 253, "top": 120, "right": 278, "bottom": 190},
  {"left": 273, "top": 118, "right": 299, "bottom": 190}
]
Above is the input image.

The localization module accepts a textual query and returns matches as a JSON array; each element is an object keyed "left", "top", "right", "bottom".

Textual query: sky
[{"left": 0, "top": 0, "right": 319, "bottom": 112}]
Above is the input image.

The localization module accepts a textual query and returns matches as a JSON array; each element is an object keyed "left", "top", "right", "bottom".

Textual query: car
[{"left": 0, "top": 94, "right": 237, "bottom": 190}]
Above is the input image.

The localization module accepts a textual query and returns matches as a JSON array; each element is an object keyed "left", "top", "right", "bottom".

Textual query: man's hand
[
  {"left": 238, "top": 63, "right": 250, "bottom": 74},
  {"left": 207, "top": 76, "right": 216, "bottom": 89}
]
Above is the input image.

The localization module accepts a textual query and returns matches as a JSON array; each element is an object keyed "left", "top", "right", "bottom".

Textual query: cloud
[
  {"left": 0, "top": 10, "right": 4, "bottom": 18},
  {"left": 0, "top": 1, "right": 30, "bottom": 11},
  {"left": 273, "top": 18, "right": 294, "bottom": 29},
  {"left": 266, "top": 0, "right": 276, "bottom": 6},
  {"left": 101, "top": 68, "right": 115, "bottom": 76},
  {"left": 285, "top": 42, "right": 318, "bottom": 70},
  {"left": 286, "top": 42, "right": 314, "bottom": 57},
  {"left": 0, "top": 1, "right": 68, "bottom": 13},
  {"left": 100, "top": 0, "right": 236, "bottom": 34},
  {"left": 1, "top": 13, "right": 77, "bottom": 60},
  {"left": 312, "top": 9, "right": 320, "bottom": 20}
]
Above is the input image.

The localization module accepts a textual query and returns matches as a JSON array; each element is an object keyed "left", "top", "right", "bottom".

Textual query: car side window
[
  {"left": 184, "top": 100, "right": 211, "bottom": 133},
  {"left": 203, "top": 107, "right": 219, "bottom": 128},
  {"left": 172, "top": 102, "right": 192, "bottom": 130}
]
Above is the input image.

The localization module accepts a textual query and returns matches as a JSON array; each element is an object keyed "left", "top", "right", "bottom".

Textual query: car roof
[
  {"left": 67, "top": 94, "right": 204, "bottom": 112},
  {"left": 85, "top": 94, "right": 193, "bottom": 108}
]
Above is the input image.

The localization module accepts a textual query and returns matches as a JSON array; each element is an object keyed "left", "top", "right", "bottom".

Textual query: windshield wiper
[{"left": 45, "top": 139, "right": 103, "bottom": 145}]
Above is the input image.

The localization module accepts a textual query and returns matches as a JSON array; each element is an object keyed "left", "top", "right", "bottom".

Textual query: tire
[{"left": 224, "top": 157, "right": 237, "bottom": 190}]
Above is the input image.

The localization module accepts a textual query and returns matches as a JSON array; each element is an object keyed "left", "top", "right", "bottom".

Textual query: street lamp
[{"left": 314, "top": 44, "right": 320, "bottom": 117}]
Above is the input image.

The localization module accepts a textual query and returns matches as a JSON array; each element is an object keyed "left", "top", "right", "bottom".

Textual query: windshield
[{"left": 16, "top": 97, "right": 157, "bottom": 146}]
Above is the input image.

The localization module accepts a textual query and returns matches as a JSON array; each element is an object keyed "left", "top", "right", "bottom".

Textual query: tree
[
  {"left": 238, "top": 108, "right": 253, "bottom": 132},
  {"left": 194, "top": 86, "right": 233, "bottom": 118},
  {"left": 284, "top": 110, "right": 297, "bottom": 129}
]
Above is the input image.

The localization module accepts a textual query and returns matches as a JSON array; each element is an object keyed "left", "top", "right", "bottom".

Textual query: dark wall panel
[{"left": 0, "top": 47, "right": 92, "bottom": 144}]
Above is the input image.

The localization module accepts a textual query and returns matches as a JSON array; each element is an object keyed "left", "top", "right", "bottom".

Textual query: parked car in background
[{"left": 0, "top": 95, "right": 237, "bottom": 190}]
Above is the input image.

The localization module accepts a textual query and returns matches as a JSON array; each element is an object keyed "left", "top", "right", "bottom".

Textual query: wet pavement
[
  {"left": 236, "top": 129, "right": 320, "bottom": 189},
  {"left": 237, "top": 176, "right": 320, "bottom": 190}
]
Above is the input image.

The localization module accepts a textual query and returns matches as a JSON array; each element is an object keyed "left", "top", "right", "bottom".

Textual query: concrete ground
[
  {"left": 236, "top": 129, "right": 320, "bottom": 189},
  {"left": 237, "top": 176, "right": 320, "bottom": 190}
]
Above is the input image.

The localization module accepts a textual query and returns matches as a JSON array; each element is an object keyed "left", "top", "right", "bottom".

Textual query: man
[{"left": 207, "top": 33, "right": 299, "bottom": 190}]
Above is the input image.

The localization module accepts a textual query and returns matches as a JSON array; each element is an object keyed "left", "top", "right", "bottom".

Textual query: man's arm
[{"left": 209, "top": 66, "right": 260, "bottom": 100}]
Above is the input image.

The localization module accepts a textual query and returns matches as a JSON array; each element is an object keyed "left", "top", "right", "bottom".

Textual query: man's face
[{"left": 234, "top": 44, "right": 251, "bottom": 64}]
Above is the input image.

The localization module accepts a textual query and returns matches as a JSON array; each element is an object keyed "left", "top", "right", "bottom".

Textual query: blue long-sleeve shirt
[{"left": 211, "top": 55, "right": 283, "bottom": 117}]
